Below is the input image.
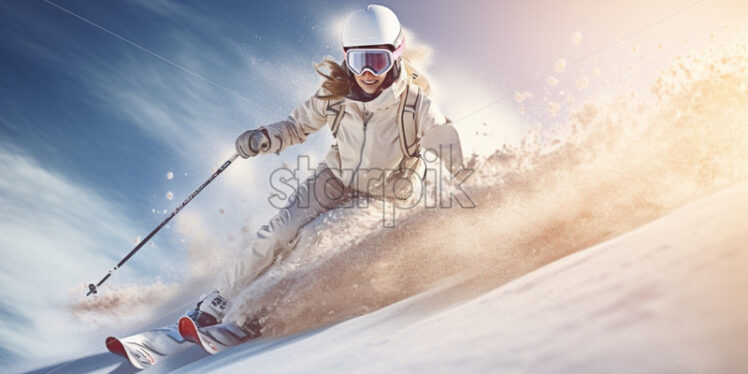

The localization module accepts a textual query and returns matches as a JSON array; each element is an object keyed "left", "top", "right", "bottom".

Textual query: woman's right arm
[{"left": 238, "top": 92, "right": 330, "bottom": 157}]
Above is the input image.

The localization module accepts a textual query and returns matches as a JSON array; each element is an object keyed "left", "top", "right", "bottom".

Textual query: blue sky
[
  {"left": 0, "top": 1, "right": 348, "bottom": 368},
  {"left": 1, "top": 0, "right": 744, "bottom": 371}
]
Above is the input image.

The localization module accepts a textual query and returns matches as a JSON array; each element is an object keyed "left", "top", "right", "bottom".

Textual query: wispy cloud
[{"left": 0, "top": 143, "right": 143, "bottom": 368}]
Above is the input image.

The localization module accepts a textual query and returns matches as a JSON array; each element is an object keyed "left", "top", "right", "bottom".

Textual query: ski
[
  {"left": 177, "top": 316, "right": 261, "bottom": 354},
  {"left": 105, "top": 322, "right": 190, "bottom": 370}
]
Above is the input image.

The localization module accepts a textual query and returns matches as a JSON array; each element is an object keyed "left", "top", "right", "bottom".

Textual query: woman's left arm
[{"left": 417, "top": 96, "right": 464, "bottom": 176}]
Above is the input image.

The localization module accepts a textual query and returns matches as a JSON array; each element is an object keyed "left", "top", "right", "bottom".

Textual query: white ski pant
[{"left": 219, "top": 163, "right": 358, "bottom": 299}]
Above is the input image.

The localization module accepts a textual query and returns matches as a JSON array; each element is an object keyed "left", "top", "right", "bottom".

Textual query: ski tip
[
  {"left": 178, "top": 316, "right": 200, "bottom": 344},
  {"left": 105, "top": 336, "right": 128, "bottom": 359}
]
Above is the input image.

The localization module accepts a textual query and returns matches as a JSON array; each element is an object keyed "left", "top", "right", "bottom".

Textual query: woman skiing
[{"left": 189, "top": 4, "right": 464, "bottom": 330}]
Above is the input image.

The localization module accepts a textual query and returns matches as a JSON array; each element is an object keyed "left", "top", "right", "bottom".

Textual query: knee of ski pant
[
  {"left": 251, "top": 208, "right": 299, "bottom": 260},
  {"left": 287, "top": 174, "right": 343, "bottom": 211}
]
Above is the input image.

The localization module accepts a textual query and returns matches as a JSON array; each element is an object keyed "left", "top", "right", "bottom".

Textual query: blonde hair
[{"left": 314, "top": 58, "right": 353, "bottom": 100}]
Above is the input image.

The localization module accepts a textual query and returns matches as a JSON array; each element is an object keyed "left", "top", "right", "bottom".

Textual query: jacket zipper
[{"left": 349, "top": 108, "right": 371, "bottom": 186}]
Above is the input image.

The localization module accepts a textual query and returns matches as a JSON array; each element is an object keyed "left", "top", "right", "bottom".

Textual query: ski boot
[
  {"left": 239, "top": 314, "right": 263, "bottom": 340},
  {"left": 186, "top": 289, "right": 229, "bottom": 328}
]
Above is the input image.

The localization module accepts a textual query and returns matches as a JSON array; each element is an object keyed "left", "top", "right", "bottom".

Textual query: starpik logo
[{"left": 265, "top": 145, "right": 475, "bottom": 227}]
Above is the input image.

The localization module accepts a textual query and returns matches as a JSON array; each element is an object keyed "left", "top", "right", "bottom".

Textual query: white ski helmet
[{"left": 341, "top": 4, "right": 404, "bottom": 51}]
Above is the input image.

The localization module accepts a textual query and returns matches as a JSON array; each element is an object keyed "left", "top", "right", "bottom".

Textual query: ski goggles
[{"left": 345, "top": 46, "right": 403, "bottom": 76}]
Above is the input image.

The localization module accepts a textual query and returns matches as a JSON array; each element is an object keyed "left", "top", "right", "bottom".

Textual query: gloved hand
[{"left": 235, "top": 129, "right": 270, "bottom": 158}]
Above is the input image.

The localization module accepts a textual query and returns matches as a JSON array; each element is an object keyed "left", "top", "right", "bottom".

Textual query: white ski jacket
[{"left": 257, "top": 63, "right": 462, "bottom": 200}]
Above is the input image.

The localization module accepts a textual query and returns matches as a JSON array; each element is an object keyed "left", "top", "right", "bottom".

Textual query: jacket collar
[{"left": 345, "top": 62, "right": 407, "bottom": 112}]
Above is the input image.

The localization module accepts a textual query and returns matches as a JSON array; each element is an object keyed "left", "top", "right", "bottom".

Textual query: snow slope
[
  {"left": 123, "top": 179, "right": 744, "bottom": 373},
  {"left": 27, "top": 179, "right": 748, "bottom": 373}
]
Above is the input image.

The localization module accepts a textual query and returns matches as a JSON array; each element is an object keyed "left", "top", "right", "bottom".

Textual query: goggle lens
[{"left": 346, "top": 50, "right": 393, "bottom": 76}]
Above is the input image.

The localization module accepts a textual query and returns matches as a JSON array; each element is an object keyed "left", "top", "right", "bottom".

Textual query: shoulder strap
[
  {"left": 402, "top": 59, "right": 432, "bottom": 96},
  {"left": 396, "top": 83, "right": 421, "bottom": 158},
  {"left": 325, "top": 99, "right": 346, "bottom": 137}
]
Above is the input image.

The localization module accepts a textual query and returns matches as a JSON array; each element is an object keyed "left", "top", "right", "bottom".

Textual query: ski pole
[{"left": 87, "top": 153, "right": 240, "bottom": 296}]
